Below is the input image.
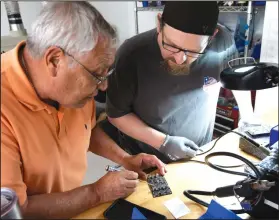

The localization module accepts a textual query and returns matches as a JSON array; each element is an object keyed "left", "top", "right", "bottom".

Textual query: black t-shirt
[{"left": 106, "top": 26, "right": 237, "bottom": 147}]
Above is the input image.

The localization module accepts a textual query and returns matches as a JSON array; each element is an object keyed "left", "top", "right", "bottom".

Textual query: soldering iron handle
[{"left": 214, "top": 184, "right": 235, "bottom": 197}]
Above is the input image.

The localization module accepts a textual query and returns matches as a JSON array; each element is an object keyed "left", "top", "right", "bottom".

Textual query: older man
[{"left": 1, "top": 2, "right": 166, "bottom": 219}]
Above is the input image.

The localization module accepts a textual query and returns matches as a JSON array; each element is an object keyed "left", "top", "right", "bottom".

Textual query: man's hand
[
  {"left": 122, "top": 153, "right": 167, "bottom": 180},
  {"left": 159, "top": 135, "right": 198, "bottom": 161},
  {"left": 94, "top": 170, "right": 138, "bottom": 203}
]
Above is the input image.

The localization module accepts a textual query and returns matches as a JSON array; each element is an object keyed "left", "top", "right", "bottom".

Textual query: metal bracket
[{"left": 228, "top": 57, "right": 257, "bottom": 69}]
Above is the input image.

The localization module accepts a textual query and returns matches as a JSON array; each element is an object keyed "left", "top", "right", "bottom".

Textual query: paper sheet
[
  {"left": 254, "top": 2, "right": 279, "bottom": 122},
  {"left": 164, "top": 197, "right": 190, "bottom": 219},
  {"left": 260, "top": 2, "right": 278, "bottom": 63}
]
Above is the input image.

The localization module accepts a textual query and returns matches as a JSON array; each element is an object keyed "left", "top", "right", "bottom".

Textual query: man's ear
[
  {"left": 156, "top": 13, "right": 162, "bottom": 33},
  {"left": 44, "top": 46, "right": 65, "bottom": 77}
]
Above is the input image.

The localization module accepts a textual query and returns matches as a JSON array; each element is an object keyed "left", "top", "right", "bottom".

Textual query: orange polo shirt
[{"left": 1, "top": 42, "right": 96, "bottom": 205}]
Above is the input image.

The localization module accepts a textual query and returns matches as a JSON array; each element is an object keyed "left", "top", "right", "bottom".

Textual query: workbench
[{"left": 74, "top": 132, "right": 261, "bottom": 219}]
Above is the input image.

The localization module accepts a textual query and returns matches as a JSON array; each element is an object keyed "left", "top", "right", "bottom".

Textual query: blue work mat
[{"left": 199, "top": 200, "right": 242, "bottom": 219}]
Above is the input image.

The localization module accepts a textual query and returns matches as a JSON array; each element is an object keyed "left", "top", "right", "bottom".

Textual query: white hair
[{"left": 27, "top": 1, "right": 117, "bottom": 58}]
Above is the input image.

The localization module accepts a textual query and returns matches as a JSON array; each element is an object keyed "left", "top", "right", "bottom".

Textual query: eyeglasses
[
  {"left": 59, "top": 47, "right": 114, "bottom": 85},
  {"left": 162, "top": 29, "right": 212, "bottom": 58}
]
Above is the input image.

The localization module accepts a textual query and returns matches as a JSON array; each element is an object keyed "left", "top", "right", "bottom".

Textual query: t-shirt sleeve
[
  {"left": 1, "top": 114, "right": 27, "bottom": 206},
  {"left": 106, "top": 40, "right": 137, "bottom": 118}
]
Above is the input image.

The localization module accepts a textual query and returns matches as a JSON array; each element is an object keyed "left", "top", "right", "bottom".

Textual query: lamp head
[{"left": 220, "top": 62, "right": 279, "bottom": 91}]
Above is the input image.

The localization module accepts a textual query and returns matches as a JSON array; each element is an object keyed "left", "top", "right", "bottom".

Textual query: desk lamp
[
  {"left": 220, "top": 58, "right": 278, "bottom": 90},
  {"left": 184, "top": 58, "right": 279, "bottom": 219},
  {"left": 221, "top": 58, "right": 279, "bottom": 157}
]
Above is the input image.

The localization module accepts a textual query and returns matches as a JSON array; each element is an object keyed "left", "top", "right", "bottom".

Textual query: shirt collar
[{"left": 6, "top": 41, "right": 52, "bottom": 113}]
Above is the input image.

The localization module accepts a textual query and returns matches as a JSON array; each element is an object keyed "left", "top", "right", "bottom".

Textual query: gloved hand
[{"left": 159, "top": 135, "right": 199, "bottom": 161}]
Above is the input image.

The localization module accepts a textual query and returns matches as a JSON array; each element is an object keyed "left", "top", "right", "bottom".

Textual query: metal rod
[
  {"left": 244, "top": 1, "right": 253, "bottom": 62},
  {"left": 134, "top": 1, "right": 139, "bottom": 34}
]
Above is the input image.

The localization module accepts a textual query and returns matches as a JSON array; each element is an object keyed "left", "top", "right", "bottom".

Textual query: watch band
[{"left": 161, "top": 134, "right": 169, "bottom": 147}]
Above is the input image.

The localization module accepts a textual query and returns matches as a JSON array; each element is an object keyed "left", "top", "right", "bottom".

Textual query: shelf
[
  {"left": 137, "top": 6, "right": 164, "bottom": 11},
  {"left": 219, "top": 6, "right": 248, "bottom": 12},
  {"left": 136, "top": 6, "right": 249, "bottom": 13}
]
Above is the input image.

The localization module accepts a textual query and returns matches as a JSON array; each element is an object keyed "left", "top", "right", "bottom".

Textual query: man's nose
[
  {"left": 173, "top": 52, "right": 186, "bottom": 65},
  {"left": 98, "top": 80, "right": 108, "bottom": 91}
]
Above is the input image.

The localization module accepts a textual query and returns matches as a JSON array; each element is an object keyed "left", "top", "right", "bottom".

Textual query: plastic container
[
  {"left": 253, "top": 1, "right": 266, "bottom": 6},
  {"left": 142, "top": 1, "right": 149, "bottom": 7},
  {"left": 1, "top": 188, "right": 22, "bottom": 219},
  {"left": 270, "top": 125, "right": 279, "bottom": 146}
]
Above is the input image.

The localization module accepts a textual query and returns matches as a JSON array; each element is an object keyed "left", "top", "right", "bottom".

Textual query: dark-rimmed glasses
[
  {"left": 58, "top": 47, "right": 114, "bottom": 85},
  {"left": 162, "top": 29, "right": 212, "bottom": 58}
]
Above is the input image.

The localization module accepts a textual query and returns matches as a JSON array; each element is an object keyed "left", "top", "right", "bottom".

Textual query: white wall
[
  {"left": 138, "top": 11, "right": 159, "bottom": 33},
  {"left": 90, "top": 1, "right": 136, "bottom": 45},
  {"left": 1, "top": 1, "right": 136, "bottom": 46}
]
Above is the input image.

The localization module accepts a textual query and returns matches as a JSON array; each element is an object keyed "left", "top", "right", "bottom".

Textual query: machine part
[
  {"left": 221, "top": 61, "right": 279, "bottom": 91},
  {"left": 250, "top": 180, "right": 276, "bottom": 191},
  {"left": 4, "top": 1, "right": 27, "bottom": 37},
  {"left": 1, "top": 188, "right": 22, "bottom": 219},
  {"left": 240, "top": 199, "right": 253, "bottom": 211},
  {"left": 227, "top": 57, "right": 256, "bottom": 69},
  {"left": 269, "top": 125, "right": 279, "bottom": 146},
  {"left": 245, "top": 125, "right": 271, "bottom": 138},
  {"left": 147, "top": 174, "right": 172, "bottom": 198},
  {"left": 244, "top": 141, "right": 279, "bottom": 175},
  {"left": 240, "top": 139, "right": 270, "bottom": 159},
  {"left": 185, "top": 149, "right": 279, "bottom": 218}
]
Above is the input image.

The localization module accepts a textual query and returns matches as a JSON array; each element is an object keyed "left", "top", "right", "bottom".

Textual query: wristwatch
[{"left": 161, "top": 134, "right": 169, "bottom": 147}]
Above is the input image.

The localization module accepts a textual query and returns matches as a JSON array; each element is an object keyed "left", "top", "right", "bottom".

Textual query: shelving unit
[{"left": 136, "top": 5, "right": 248, "bottom": 12}]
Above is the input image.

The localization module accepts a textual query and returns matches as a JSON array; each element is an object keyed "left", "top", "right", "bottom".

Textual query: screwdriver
[{"left": 105, "top": 165, "right": 154, "bottom": 186}]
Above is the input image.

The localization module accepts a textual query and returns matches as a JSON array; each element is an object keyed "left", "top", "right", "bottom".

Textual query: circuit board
[{"left": 147, "top": 174, "right": 172, "bottom": 198}]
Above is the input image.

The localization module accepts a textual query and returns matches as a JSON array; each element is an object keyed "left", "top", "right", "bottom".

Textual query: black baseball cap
[{"left": 162, "top": 1, "right": 219, "bottom": 36}]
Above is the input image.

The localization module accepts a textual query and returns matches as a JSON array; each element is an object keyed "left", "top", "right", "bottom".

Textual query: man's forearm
[
  {"left": 108, "top": 113, "right": 166, "bottom": 149},
  {"left": 22, "top": 184, "right": 100, "bottom": 219},
  {"left": 89, "top": 125, "right": 131, "bottom": 165}
]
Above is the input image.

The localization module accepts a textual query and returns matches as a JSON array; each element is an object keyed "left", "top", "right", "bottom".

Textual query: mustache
[{"left": 161, "top": 58, "right": 191, "bottom": 76}]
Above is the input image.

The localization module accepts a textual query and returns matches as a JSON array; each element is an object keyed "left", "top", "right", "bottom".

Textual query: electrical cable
[
  {"left": 197, "top": 130, "right": 260, "bottom": 156},
  {"left": 197, "top": 130, "right": 247, "bottom": 156},
  {"left": 189, "top": 160, "right": 245, "bottom": 168},
  {"left": 184, "top": 131, "right": 264, "bottom": 214},
  {"left": 205, "top": 152, "right": 261, "bottom": 178},
  {"left": 183, "top": 190, "right": 246, "bottom": 214},
  {"left": 193, "top": 129, "right": 261, "bottom": 168}
]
